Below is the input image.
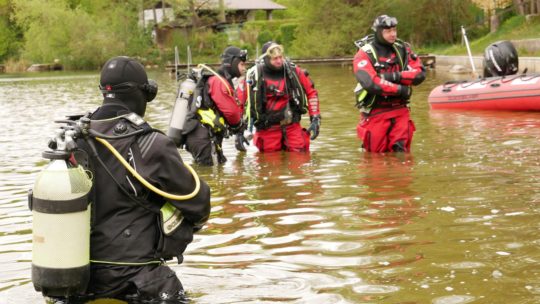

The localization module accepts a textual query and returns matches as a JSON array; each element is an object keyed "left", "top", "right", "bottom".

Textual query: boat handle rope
[
  {"left": 93, "top": 136, "right": 201, "bottom": 201},
  {"left": 446, "top": 73, "right": 540, "bottom": 89}
]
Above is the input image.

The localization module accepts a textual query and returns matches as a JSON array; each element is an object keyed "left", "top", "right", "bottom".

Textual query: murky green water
[{"left": 1, "top": 65, "right": 540, "bottom": 303}]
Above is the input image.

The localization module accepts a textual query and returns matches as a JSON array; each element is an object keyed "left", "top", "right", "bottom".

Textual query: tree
[
  {"left": 389, "top": 0, "right": 484, "bottom": 46},
  {"left": 0, "top": 0, "right": 22, "bottom": 61},
  {"left": 11, "top": 0, "right": 152, "bottom": 69},
  {"left": 291, "top": 0, "right": 385, "bottom": 57},
  {"left": 289, "top": 0, "right": 482, "bottom": 57},
  {"left": 512, "top": 0, "right": 540, "bottom": 14}
]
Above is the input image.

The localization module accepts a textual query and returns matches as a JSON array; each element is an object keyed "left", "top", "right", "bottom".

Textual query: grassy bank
[{"left": 423, "top": 15, "right": 540, "bottom": 56}]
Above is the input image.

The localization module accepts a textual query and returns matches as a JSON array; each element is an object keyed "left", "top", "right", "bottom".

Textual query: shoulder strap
[
  {"left": 84, "top": 137, "right": 159, "bottom": 215},
  {"left": 361, "top": 43, "right": 379, "bottom": 70},
  {"left": 284, "top": 62, "right": 308, "bottom": 113},
  {"left": 198, "top": 64, "right": 232, "bottom": 96},
  {"left": 392, "top": 40, "right": 408, "bottom": 71}
]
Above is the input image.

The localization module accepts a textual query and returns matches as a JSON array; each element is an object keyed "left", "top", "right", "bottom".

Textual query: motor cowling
[
  {"left": 483, "top": 40, "right": 519, "bottom": 77},
  {"left": 29, "top": 150, "right": 92, "bottom": 297},
  {"left": 168, "top": 77, "right": 197, "bottom": 147}
]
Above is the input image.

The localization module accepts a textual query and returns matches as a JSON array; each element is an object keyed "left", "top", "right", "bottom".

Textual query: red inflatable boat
[{"left": 428, "top": 74, "right": 540, "bottom": 111}]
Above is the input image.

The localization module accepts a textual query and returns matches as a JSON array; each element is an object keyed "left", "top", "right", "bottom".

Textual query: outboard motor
[{"left": 483, "top": 40, "right": 519, "bottom": 77}]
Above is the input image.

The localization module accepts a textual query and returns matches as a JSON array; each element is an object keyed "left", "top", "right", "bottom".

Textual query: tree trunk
[
  {"left": 513, "top": 0, "right": 526, "bottom": 15},
  {"left": 531, "top": 0, "right": 540, "bottom": 14},
  {"left": 218, "top": 0, "right": 226, "bottom": 23},
  {"left": 490, "top": 12, "right": 500, "bottom": 33},
  {"left": 140, "top": 0, "right": 145, "bottom": 27},
  {"left": 152, "top": 7, "right": 158, "bottom": 24},
  {"left": 161, "top": 0, "right": 166, "bottom": 21},
  {"left": 188, "top": 0, "right": 200, "bottom": 28}
]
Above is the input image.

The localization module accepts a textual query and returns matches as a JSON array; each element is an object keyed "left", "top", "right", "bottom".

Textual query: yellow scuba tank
[
  {"left": 29, "top": 124, "right": 92, "bottom": 297},
  {"left": 168, "top": 76, "right": 197, "bottom": 147}
]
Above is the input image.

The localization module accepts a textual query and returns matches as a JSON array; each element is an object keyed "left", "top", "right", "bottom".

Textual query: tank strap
[
  {"left": 90, "top": 259, "right": 163, "bottom": 266},
  {"left": 30, "top": 193, "right": 89, "bottom": 214}
]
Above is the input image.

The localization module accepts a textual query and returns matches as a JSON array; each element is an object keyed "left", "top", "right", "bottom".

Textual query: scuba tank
[
  {"left": 168, "top": 64, "right": 231, "bottom": 144},
  {"left": 29, "top": 120, "right": 92, "bottom": 297},
  {"left": 168, "top": 75, "right": 197, "bottom": 147}
]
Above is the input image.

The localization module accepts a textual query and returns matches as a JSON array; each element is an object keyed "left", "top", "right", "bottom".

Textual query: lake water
[{"left": 1, "top": 64, "right": 540, "bottom": 303}]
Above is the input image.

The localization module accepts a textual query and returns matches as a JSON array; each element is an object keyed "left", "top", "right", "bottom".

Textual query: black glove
[
  {"left": 235, "top": 132, "right": 249, "bottom": 152},
  {"left": 229, "top": 120, "right": 246, "bottom": 134},
  {"left": 307, "top": 114, "right": 321, "bottom": 140},
  {"left": 397, "top": 85, "right": 412, "bottom": 100},
  {"left": 381, "top": 72, "right": 401, "bottom": 83}
]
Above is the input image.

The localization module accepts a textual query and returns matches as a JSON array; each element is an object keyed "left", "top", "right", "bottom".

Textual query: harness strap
[
  {"left": 90, "top": 259, "right": 162, "bottom": 266},
  {"left": 247, "top": 62, "right": 307, "bottom": 129}
]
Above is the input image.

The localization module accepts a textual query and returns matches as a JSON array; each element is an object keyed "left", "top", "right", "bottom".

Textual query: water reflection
[{"left": 1, "top": 67, "right": 540, "bottom": 303}]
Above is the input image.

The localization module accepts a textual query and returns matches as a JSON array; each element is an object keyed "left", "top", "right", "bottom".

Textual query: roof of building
[{"left": 200, "top": 0, "right": 286, "bottom": 10}]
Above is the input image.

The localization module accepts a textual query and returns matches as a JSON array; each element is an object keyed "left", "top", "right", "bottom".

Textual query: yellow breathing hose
[
  {"left": 198, "top": 63, "right": 233, "bottom": 96},
  {"left": 94, "top": 136, "right": 200, "bottom": 201}
]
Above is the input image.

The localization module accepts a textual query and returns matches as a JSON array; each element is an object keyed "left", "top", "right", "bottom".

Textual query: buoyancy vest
[
  {"left": 79, "top": 112, "right": 192, "bottom": 264},
  {"left": 245, "top": 60, "right": 308, "bottom": 130},
  {"left": 183, "top": 65, "right": 233, "bottom": 137},
  {"left": 354, "top": 35, "right": 409, "bottom": 111}
]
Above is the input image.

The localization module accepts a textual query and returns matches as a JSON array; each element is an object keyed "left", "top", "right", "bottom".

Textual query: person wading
[
  {"left": 353, "top": 15, "right": 425, "bottom": 153},
  {"left": 182, "top": 46, "right": 248, "bottom": 165},
  {"left": 239, "top": 41, "right": 321, "bottom": 152},
  {"left": 49, "top": 56, "right": 211, "bottom": 303}
]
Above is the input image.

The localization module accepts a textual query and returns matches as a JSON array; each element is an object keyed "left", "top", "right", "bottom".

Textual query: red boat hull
[{"left": 428, "top": 74, "right": 540, "bottom": 111}]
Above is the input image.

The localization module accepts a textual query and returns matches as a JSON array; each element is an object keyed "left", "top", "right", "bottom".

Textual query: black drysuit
[{"left": 75, "top": 103, "right": 211, "bottom": 301}]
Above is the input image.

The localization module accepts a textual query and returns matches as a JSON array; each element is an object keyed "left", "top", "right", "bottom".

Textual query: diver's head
[
  {"left": 99, "top": 56, "right": 158, "bottom": 117},
  {"left": 261, "top": 41, "right": 285, "bottom": 71},
  {"left": 372, "top": 15, "right": 398, "bottom": 46},
  {"left": 220, "top": 46, "right": 248, "bottom": 78}
]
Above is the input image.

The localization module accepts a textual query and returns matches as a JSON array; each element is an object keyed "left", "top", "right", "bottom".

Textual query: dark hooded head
[
  {"left": 261, "top": 41, "right": 285, "bottom": 72},
  {"left": 99, "top": 56, "right": 158, "bottom": 117},
  {"left": 371, "top": 15, "right": 398, "bottom": 46},
  {"left": 220, "top": 46, "right": 248, "bottom": 78}
]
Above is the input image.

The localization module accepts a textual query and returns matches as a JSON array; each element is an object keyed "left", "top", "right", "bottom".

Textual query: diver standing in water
[
  {"left": 181, "top": 46, "right": 248, "bottom": 165},
  {"left": 46, "top": 56, "right": 211, "bottom": 303},
  {"left": 353, "top": 15, "right": 425, "bottom": 153},
  {"left": 239, "top": 41, "right": 321, "bottom": 152}
]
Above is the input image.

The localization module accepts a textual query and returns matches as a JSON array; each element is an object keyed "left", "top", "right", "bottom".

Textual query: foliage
[
  {"left": 289, "top": 0, "right": 487, "bottom": 57},
  {"left": 278, "top": 23, "right": 297, "bottom": 51},
  {"left": 2, "top": 0, "right": 539, "bottom": 70},
  {"left": 0, "top": 0, "right": 22, "bottom": 61},
  {"left": 270, "top": 0, "right": 303, "bottom": 19},
  {"left": 11, "top": 0, "right": 153, "bottom": 69},
  {"left": 257, "top": 30, "right": 274, "bottom": 47},
  {"left": 243, "top": 19, "right": 298, "bottom": 51},
  {"left": 291, "top": 0, "right": 384, "bottom": 58},
  {"left": 168, "top": 29, "right": 229, "bottom": 64},
  {"left": 422, "top": 15, "right": 540, "bottom": 56}
]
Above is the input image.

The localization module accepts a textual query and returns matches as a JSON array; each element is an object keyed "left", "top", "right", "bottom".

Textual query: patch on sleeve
[{"left": 357, "top": 60, "right": 368, "bottom": 68}]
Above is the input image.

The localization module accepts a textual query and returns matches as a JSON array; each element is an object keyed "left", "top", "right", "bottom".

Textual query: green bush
[
  {"left": 167, "top": 29, "right": 230, "bottom": 64},
  {"left": 257, "top": 30, "right": 274, "bottom": 47},
  {"left": 12, "top": 0, "right": 153, "bottom": 70},
  {"left": 278, "top": 23, "right": 297, "bottom": 50}
]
